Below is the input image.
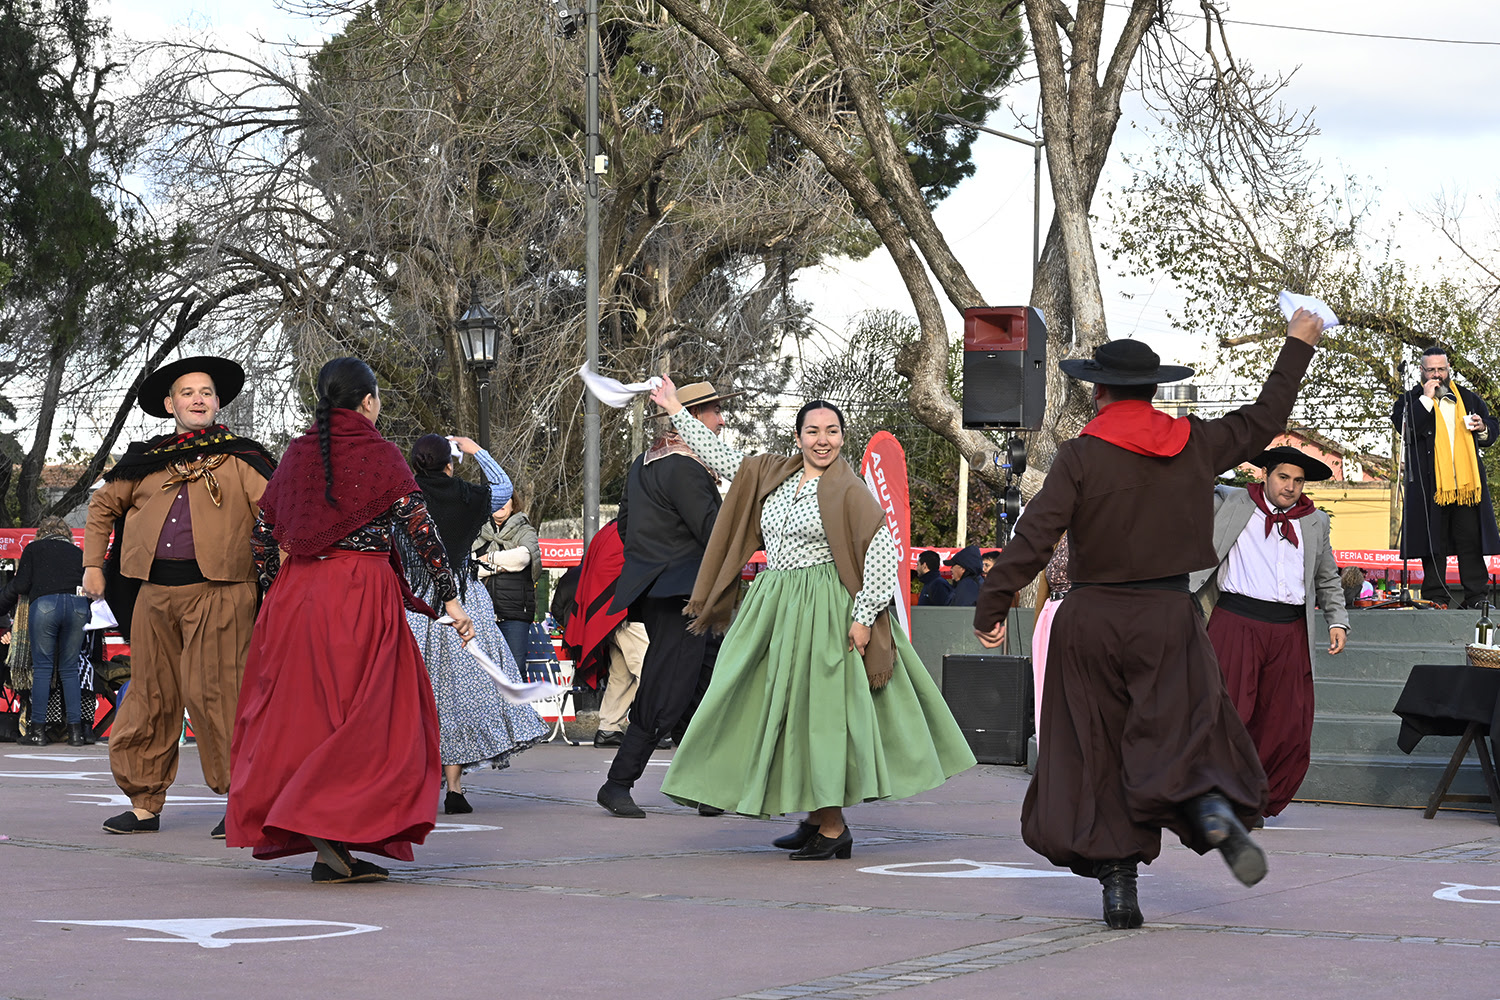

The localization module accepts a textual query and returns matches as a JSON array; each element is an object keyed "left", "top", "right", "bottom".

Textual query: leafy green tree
[
  {"left": 139, "top": 0, "right": 1022, "bottom": 523},
  {"left": 0, "top": 0, "right": 187, "bottom": 524}
]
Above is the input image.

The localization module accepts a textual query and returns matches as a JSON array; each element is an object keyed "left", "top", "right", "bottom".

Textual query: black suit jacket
[
  {"left": 1391, "top": 382, "right": 1500, "bottom": 558},
  {"left": 610, "top": 451, "right": 721, "bottom": 611}
]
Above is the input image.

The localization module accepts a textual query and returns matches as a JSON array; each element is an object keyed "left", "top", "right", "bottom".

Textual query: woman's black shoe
[
  {"left": 1096, "top": 861, "right": 1143, "bottom": 929},
  {"left": 772, "top": 821, "right": 819, "bottom": 850},
  {"left": 789, "top": 826, "right": 853, "bottom": 860},
  {"left": 66, "top": 724, "right": 89, "bottom": 747},
  {"left": 18, "top": 728, "right": 49, "bottom": 747},
  {"left": 444, "top": 790, "right": 473, "bottom": 814}
]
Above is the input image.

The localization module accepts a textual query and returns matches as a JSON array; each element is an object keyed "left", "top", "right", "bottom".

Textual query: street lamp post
[
  {"left": 936, "top": 113, "right": 1044, "bottom": 268},
  {"left": 581, "top": 0, "right": 603, "bottom": 543},
  {"left": 456, "top": 302, "right": 501, "bottom": 452}
]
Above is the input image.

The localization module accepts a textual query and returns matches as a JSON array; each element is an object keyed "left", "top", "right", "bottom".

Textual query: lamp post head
[{"left": 456, "top": 302, "right": 500, "bottom": 372}]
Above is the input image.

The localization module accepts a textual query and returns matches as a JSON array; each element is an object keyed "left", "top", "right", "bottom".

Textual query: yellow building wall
[{"left": 1305, "top": 483, "right": 1394, "bottom": 550}]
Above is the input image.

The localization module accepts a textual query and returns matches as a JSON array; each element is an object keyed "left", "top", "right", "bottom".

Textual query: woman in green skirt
[{"left": 655, "top": 382, "right": 975, "bottom": 860}]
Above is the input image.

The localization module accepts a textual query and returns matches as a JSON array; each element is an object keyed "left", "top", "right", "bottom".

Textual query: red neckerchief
[
  {"left": 1247, "top": 481, "right": 1315, "bottom": 548},
  {"left": 1079, "top": 399, "right": 1191, "bottom": 457},
  {"left": 259, "top": 407, "right": 420, "bottom": 556}
]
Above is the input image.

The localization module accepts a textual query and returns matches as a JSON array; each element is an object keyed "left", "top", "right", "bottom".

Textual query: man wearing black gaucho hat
[
  {"left": 972, "top": 310, "right": 1328, "bottom": 931},
  {"left": 81, "top": 356, "right": 276, "bottom": 837},
  {"left": 1190, "top": 446, "right": 1348, "bottom": 823}
]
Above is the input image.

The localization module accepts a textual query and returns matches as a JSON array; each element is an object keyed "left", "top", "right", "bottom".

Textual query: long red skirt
[
  {"left": 1205, "top": 606, "right": 1314, "bottom": 816},
  {"left": 226, "top": 549, "right": 440, "bottom": 861}
]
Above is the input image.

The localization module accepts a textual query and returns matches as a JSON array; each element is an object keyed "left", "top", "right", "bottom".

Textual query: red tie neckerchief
[{"left": 1247, "top": 481, "right": 1314, "bottom": 548}]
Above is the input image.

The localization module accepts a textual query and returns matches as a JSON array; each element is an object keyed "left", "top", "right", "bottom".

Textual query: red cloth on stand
[
  {"left": 226, "top": 549, "right": 440, "bottom": 861},
  {"left": 1205, "top": 605, "right": 1314, "bottom": 817},
  {"left": 564, "top": 520, "right": 629, "bottom": 685}
]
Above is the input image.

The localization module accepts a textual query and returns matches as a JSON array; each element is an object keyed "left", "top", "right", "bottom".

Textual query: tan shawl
[{"left": 685, "top": 453, "right": 895, "bottom": 688}]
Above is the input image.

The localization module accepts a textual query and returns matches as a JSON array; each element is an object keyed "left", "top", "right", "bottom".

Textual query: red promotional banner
[{"left": 860, "top": 431, "right": 913, "bottom": 635}]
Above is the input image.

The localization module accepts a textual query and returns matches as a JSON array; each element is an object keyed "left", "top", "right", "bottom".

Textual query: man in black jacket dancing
[{"left": 596, "top": 381, "right": 735, "bottom": 818}]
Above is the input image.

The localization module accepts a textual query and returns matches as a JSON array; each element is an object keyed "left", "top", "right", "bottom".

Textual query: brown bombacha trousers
[{"left": 108, "top": 580, "right": 258, "bottom": 814}]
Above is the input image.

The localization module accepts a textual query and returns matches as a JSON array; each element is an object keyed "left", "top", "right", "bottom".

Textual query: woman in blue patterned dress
[
  {"left": 406, "top": 434, "right": 547, "bottom": 815},
  {"left": 656, "top": 382, "right": 975, "bottom": 860}
]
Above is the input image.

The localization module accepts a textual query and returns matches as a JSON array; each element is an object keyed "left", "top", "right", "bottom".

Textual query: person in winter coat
[
  {"left": 945, "top": 545, "right": 985, "bottom": 606},
  {"left": 473, "top": 485, "right": 542, "bottom": 674}
]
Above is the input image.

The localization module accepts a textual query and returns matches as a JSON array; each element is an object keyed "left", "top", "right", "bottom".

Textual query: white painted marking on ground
[
  {"left": 36, "top": 918, "right": 381, "bottom": 948},
  {"left": 69, "top": 793, "right": 225, "bottom": 807},
  {"left": 1433, "top": 883, "right": 1500, "bottom": 904},
  {"left": 430, "top": 823, "right": 501, "bottom": 833},
  {"left": 6, "top": 753, "right": 102, "bottom": 762},
  {"left": 0, "top": 771, "right": 111, "bottom": 781},
  {"left": 858, "top": 859, "right": 1079, "bottom": 879}
]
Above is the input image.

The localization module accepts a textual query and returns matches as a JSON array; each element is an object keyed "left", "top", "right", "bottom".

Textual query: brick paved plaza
[{"left": 3, "top": 741, "right": 1497, "bottom": 999}]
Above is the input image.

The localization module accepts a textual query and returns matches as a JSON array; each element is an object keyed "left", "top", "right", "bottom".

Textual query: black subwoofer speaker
[
  {"left": 961, "top": 306, "right": 1046, "bottom": 429},
  {"left": 941, "top": 653, "right": 1033, "bottom": 765}
]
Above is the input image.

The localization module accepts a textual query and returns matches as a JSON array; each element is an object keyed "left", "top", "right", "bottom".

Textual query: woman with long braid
[{"left": 226, "top": 358, "right": 474, "bottom": 884}]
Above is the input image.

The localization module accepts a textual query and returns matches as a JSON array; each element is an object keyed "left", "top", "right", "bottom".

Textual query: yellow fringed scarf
[{"left": 1433, "top": 389, "right": 1483, "bottom": 506}]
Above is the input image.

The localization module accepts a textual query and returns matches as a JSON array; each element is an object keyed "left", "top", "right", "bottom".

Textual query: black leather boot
[
  {"left": 67, "top": 723, "right": 89, "bottom": 747},
  {"left": 1095, "top": 861, "right": 1143, "bottom": 929},
  {"left": 1189, "top": 791, "right": 1268, "bottom": 887}
]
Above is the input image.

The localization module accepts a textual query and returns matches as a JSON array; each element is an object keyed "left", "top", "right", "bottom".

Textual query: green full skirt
[{"left": 660, "top": 562, "right": 976, "bottom": 818}]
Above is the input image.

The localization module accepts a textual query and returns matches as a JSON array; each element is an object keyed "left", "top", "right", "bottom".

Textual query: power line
[{"left": 1102, "top": 1, "right": 1500, "bottom": 47}]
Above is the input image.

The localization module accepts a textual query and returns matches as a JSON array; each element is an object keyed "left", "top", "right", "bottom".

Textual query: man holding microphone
[{"left": 1392, "top": 346, "right": 1499, "bottom": 609}]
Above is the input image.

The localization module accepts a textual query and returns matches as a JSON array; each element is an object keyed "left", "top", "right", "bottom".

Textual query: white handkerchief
[
  {"left": 577, "top": 364, "right": 663, "bottom": 409},
  {"left": 1277, "top": 290, "right": 1340, "bottom": 330},
  {"left": 465, "top": 643, "right": 569, "bottom": 705},
  {"left": 84, "top": 599, "right": 118, "bottom": 632}
]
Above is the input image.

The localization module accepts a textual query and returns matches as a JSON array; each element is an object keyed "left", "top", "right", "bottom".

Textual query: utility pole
[{"left": 582, "top": 0, "right": 602, "bottom": 543}]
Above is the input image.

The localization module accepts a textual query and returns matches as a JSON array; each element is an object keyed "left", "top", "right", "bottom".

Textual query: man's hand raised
[{"left": 1286, "top": 307, "right": 1325, "bottom": 348}]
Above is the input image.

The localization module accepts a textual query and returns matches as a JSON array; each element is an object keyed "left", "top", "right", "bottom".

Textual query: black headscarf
[{"left": 414, "top": 470, "right": 491, "bottom": 600}]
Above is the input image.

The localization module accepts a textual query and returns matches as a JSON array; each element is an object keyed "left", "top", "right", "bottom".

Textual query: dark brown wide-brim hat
[
  {"left": 651, "top": 380, "right": 743, "bottom": 417},
  {"left": 1058, "top": 339, "right": 1194, "bottom": 386},
  {"left": 138, "top": 355, "right": 246, "bottom": 419},
  {"left": 1254, "top": 445, "right": 1333, "bottom": 482}
]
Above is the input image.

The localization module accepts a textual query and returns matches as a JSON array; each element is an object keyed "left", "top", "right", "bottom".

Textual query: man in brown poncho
[{"left": 973, "top": 310, "right": 1326, "bottom": 930}]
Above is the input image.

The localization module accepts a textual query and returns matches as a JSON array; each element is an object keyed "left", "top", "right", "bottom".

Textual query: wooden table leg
[
  {"left": 1424, "top": 723, "right": 1479, "bottom": 819},
  {"left": 1472, "top": 732, "right": 1500, "bottom": 826}
]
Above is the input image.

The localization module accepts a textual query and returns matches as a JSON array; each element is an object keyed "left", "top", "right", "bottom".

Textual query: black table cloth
[{"left": 1393, "top": 663, "right": 1500, "bottom": 753}]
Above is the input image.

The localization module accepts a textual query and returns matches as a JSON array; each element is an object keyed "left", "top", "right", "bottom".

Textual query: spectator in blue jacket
[{"left": 916, "top": 550, "right": 954, "bottom": 606}]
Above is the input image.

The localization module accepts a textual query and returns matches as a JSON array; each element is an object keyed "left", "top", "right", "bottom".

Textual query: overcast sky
[{"left": 101, "top": 0, "right": 1500, "bottom": 374}]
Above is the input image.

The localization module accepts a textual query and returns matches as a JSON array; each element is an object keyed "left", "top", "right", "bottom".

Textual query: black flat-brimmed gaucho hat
[
  {"left": 1058, "top": 339, "right": 1194, "bottom": 386},
  {"left": 138, "top": 356, "right": 246, "bottom": 419},
  {"left": 1254, "top": 445, "right": 1333, "bottom": 482}
]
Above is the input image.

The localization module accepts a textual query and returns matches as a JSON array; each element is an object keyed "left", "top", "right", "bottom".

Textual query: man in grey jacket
[{"left": 1190, "top": 446, "right": 1349, "bottom": 819}]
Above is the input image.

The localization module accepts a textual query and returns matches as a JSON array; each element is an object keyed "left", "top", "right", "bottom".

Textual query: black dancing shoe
[
  {"left": 1095, "top": 861, "right": 1143, "bottom": 929},
  {"left": 772, "top": 821, "right": 819, "bottom": 850},
  {"left": 211, "top": 816, "right": 226, "bottom": 839},
  {"left": 311, "top": 859, "right": 388, "bottom": 884},
  {"left": 789, "top": 826, "right": 853, "bottom": 861},
  {"left": 18, "top": 728, "right": 49, "bottom": 747},
  {"left": 103, "top": 810, "right": 159, "bottom": 834},
  {"left": 444, "top": 790, "right": 473, "bottom": 815},
  {"left": 1190, "top": 792, "right": 1268, "bottom": 887},
  {"left": 696, "top": 803, "right": 725, "bottom": 817},
  {"left": 596, "top": 781, "right": 646, "bottom": 818},
  {"left": 593, "top": 729, "right": 625, "bottom": 748}
]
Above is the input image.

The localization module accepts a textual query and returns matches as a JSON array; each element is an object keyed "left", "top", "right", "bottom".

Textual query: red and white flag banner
[{"left": 860, "top": 431, "right": 913, "bottom": 635}]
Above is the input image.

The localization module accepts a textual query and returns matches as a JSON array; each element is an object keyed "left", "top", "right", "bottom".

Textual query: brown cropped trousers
[{"left": 108, "top": 580, "right": 257, "bottom": 814}]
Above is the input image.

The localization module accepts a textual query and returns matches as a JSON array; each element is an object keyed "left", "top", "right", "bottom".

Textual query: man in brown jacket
[
  {"left": 82, "top": 357, "right": 275, "bottom": 837},
  {"left": 973, "top": 310, "right": 1326, "bottom": 931}
]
